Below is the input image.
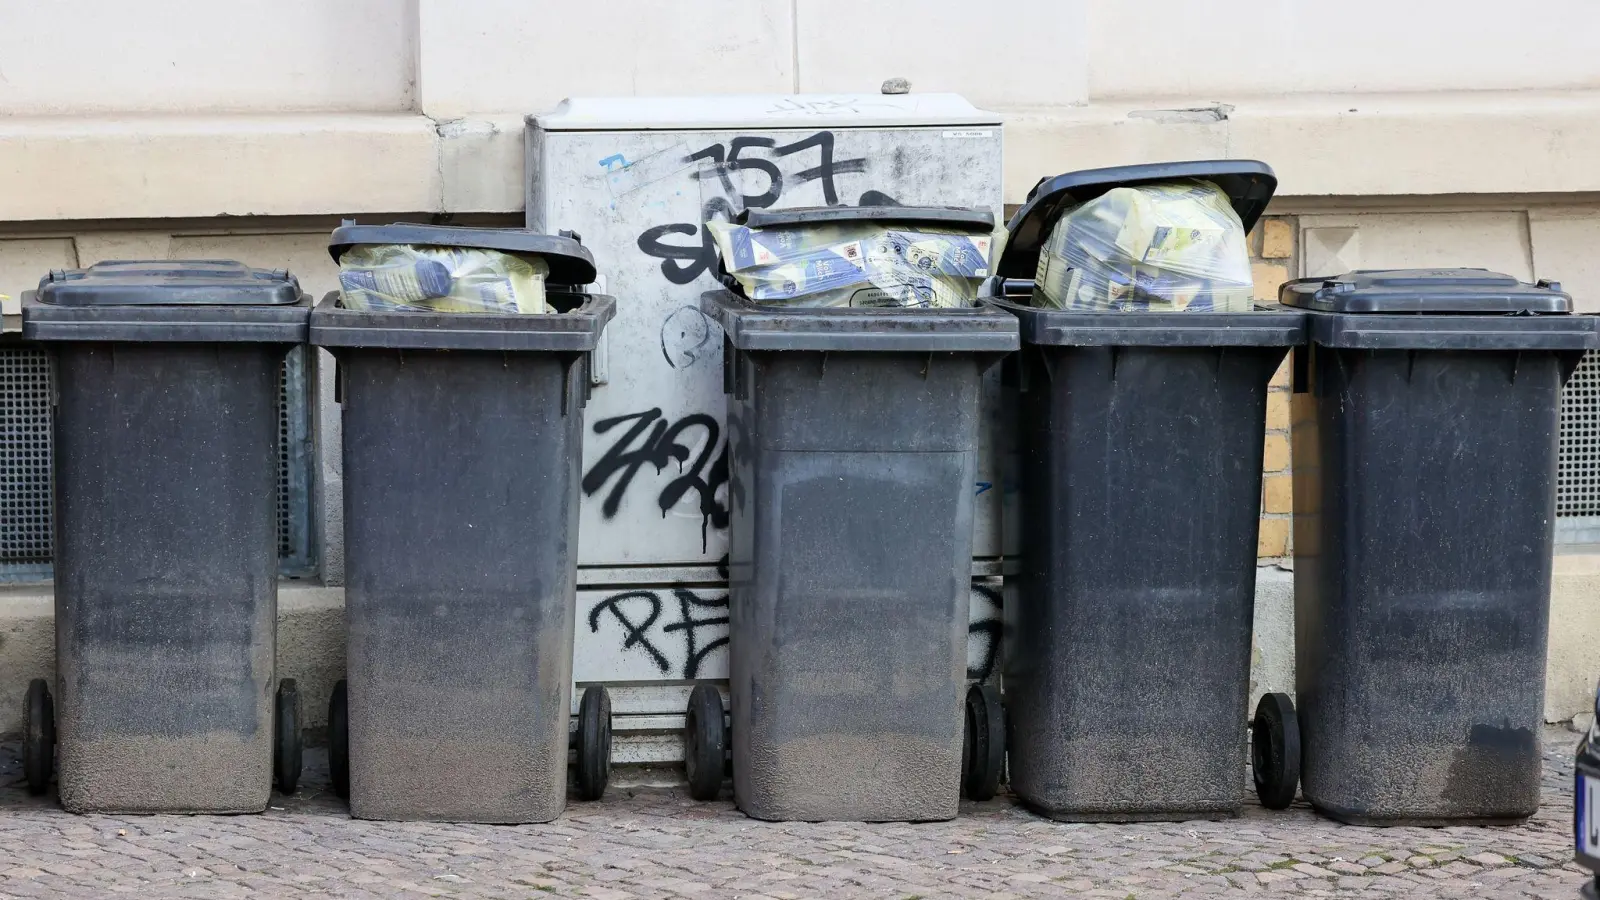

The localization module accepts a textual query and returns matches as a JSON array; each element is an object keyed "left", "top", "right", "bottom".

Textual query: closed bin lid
[
  {"left": 35, "top": 260, "right": 302, "bottom": 306},
  {"left": 993, "top": 160, "right": 1277, "bottom": 280},
  {"left": 327, "top": 222, "right": 598, "bottom": 286},
  {"left": 1278, "top": 269, "right": 1573, "bottom": 314},
  {"left": 738, "top": 205, "right": 995, "bottom": 230}
]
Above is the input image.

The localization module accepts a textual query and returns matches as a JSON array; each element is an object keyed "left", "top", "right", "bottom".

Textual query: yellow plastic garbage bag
[
  {"left": 337, "top": 244, "right": 549, "bottom": 314},
  {"left": 708, "top": 220, "right": 992, "bottom": 309},
  {"left": 1033, "top": 179, "right": 1253, "bottom": 312}
]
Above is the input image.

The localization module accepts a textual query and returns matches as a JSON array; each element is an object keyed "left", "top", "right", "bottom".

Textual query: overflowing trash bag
[
  {"left": 1033, "top": 179, "right": 1253, "bottom": 312},
  {"left": 337, "top": 244, "right": 550, "bottom": 314},
  {"left": 709, "top": 219, "right": 993, "bottom": 309}
]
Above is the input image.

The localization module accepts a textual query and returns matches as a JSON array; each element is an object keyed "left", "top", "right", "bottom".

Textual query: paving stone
[{"left": 0, "top": 730, "right": 1593, "bottom": 898}]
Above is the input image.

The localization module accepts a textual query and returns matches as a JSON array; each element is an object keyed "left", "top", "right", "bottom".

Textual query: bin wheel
[
  {"left": 328, "top": 680, "right": 350, "bottom": 801},
  {"left": 962, "top": 683, "right": 1005, "bottom": 801},
  {"left": 1252, "top": 692, "right": 1300, "bottom": 810},
  {"left": 23, "top": 678, "right": 54, "bottom": 797},
  {"left": 684, "top": 684, "right": 726, "bottom": 802},
  {"left": 575, "top": 686, "right": 612, "bottom": 801},
  {"left": 273, "top": 679, "right": 302, "bottom": 795}
]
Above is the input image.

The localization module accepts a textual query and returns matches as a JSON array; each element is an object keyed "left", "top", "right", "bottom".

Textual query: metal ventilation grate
[
  {"left": 278, "top": 354, "right": 293, "bottom": 557},
  {"left": 0, "top": 348, "right": 53, "bottom": 566},
  {"left": 0, "top": 343, "right": 316, "bottom": 581},
  {"left": 1558, "top": 349, "right": 1600, "bottom": 544}
]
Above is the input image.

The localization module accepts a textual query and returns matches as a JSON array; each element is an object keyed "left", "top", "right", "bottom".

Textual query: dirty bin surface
[
  {"left": 314, "top": 224, "right": 612, "bottom": 823},
  {"left": 22, "top": 260, "right": 308, "bottom": 814},
  {"left": 1282, "top": 268, "right": 1600, "bottom": 825},
  {"left": 704, "top": 268, "right": 1017, "bottom": 822},
  {"left": 989, "top": 160, "right": 1304, "bottom": 822},
  {"left": 995, "top": 304, "right": 1302, "bottom": 823}
]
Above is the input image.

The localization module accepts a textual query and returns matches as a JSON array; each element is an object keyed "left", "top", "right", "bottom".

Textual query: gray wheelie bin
[
  {"left": 312, "top": 224, "right": 615, "bottom": 823},
  {"left": 1254, "top": 269, "right": 1600, "bottom": 825},
  {"left": 20, "top": 260, "right": 309, "bottom": 813},
  {"left": 697, "top": 205, "right": 1019, "bottom": 822},
  {"left": 987, "top": 161, "right": 1306, "bottom": 821}
]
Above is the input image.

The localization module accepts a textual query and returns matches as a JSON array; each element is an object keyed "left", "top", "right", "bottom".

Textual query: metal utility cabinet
[{"left": 526, "top": 94, "right": 1005, "bottom": 765}]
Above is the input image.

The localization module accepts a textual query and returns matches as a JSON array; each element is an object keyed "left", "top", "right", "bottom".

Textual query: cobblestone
[{"left": 0, "top": 727, "right": 1594, "bottom": 898}]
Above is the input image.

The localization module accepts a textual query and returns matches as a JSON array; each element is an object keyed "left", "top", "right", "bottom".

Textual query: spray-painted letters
[
  {"left": 582, "top": 408, "right": 729, "bottom": 546},
  {"left": 583, "top": 583, "right": 1003, "bottom": 685},
  {"left": 634, "top": 131, "right": 898, "bottom": 286},
  {"left": 586, "top": 588, "right": 730, "bottom": 680}
]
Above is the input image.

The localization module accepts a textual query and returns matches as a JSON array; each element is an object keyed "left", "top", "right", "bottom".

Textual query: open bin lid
[
  {"left": 738, "top": 205, "right": 995, "bottom": 231},
  {"left": 993, "top": 160, "right": 1277, "bottom": 280},
  {"left": 1278, "top": 269, "right": 1573, "bottom": 314},
  {"left": 34, "top": 260, "right": 303, "bottom": 306},
  {"left": 328, "top": 222, "right": 598, "bottom": 286}
]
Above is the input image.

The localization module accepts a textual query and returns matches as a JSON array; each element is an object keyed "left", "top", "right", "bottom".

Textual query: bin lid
[
  {"left": 992, "top": 160, "right": 1277, "bottom": 279},
  {"left": 1278, "top": 269, "right": 1573, "bottom": 314},
  {"left": 739, "top": 205, "right": 995, "bottom": 231},
  {"left": 327, "top": 222, "right": 598, "bottom": 285},
  {"left": 34, "top": 260, "right": 303, "bottom": 307}
]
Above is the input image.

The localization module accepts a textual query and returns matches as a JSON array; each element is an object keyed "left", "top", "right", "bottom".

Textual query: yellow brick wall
[{"left": 1252, "top": 217, "right": 1296, "bottom": 560}]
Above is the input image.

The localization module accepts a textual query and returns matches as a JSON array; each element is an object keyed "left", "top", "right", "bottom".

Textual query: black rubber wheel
[
  {"left": 575, "top": 686, "right": 612, "bottom": 801},
  {"left": 23, "top": 678, "right": 54, "bottom": 797},
  {"left": 684, "top": 684, "right": 725, "bottom": 802},
  {"left": 274, "top": 679, "right": 302, "bottom": 795},
  {"left": 1252, "top": 692, "right": 1301, "bottom": 810},
  {"left": 962, "top": 683, "right": 1005, "bottom": 801},
  {"left": 328, "top": 679, "right": 350, "bottom": 801}
]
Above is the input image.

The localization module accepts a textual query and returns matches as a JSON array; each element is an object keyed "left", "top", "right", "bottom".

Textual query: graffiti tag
[
  {"left": 581, "top": 408, "right": 729, "bottom": 547},
  {"left": 635, "top": 130, "right": 899, "bottom": 287},
  {"left": 586, "top": 582, "right": 1002, "bottom": 685},
  {"left": 966, "top": 583, "right": 1003, "bottom": 683},
  {"left": 659, "top": 305, "right": 716, "bottom": 369},
  {"left": 587, "top": 588, "right": 730, "bottom": 680}
]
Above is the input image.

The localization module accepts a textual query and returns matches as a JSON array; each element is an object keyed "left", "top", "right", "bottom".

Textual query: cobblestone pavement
[{"left": 0, "top": 727, "right": 1592, "bottom": 898}]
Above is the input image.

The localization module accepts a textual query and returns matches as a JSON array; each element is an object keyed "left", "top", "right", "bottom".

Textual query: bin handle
[
  {"left": 722, "top": 337, "right": 748, "bottom": 401},
  {"left": 560, "top": 354, "right": 571, "bottom": 417},
  {"left": 557, "top": 352, "right": 591, "bottom": 417}
]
